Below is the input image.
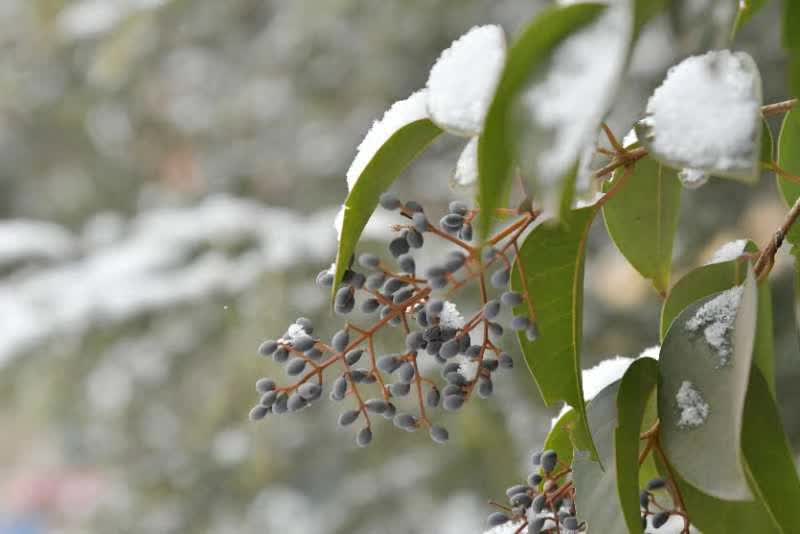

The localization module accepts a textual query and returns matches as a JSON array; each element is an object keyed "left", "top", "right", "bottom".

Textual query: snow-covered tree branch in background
[{"left": 248, "top": 0, "right": 800, "bottom": 532}]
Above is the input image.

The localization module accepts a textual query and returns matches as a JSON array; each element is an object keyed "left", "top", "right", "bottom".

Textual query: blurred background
[{"left": 0, "top": 1, "right": 797, "bottom": 533}]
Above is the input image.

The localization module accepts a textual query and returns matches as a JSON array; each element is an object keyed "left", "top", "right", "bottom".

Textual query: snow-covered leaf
[
  {"left": 637, "top": 50, "right": 763, "bottom": 183},
  {"left": 333, "top": 95, "right": 443, "bottom": 295},
  {"left": 426, "top": 25, "right": 506, "bottom": 136},
  {"left": 477, "top": 3, "right": 606, "bottom": 241},
  {"left": 658, "top": 268, "right": 758, "bottom": 500},
  {"left": 515, "top": 1, "right": 633, "bottom": 214},
  {"left": 451, "top": 137, "right": 478, "bottom": 190},
  {"left": 602, "top": 155, "right": 682, "bottom": 294}
]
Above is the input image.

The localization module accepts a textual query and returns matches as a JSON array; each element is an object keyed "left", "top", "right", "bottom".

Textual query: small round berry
[
  {"left": 358, "top": 253, "right": 381, "bottom": 270},
  {"left": 298, "top": 383, "right": 322, "bottom": 401},
  {"left": 382, "top": 402, "right": 397, "bottom": 419},
  {"left": 330, "top": 375, "right": 348, "bottom": 400},
  {"left": 652, "top": 512, "right": 670, "bottom": 529},
  {"left": 286, "top": 357, "right": 307, "bottom": 376},
  {"left": 640, "top": 490, "right": 650, "bottom": 509},
  {"left": 258, "top": 340, "right": 278, "bottom": 357},
  {"left": 529, "top": 517, "right": 546, "bottom": 534},
  {"left": 487, "top": 321, "right": 504, "bottom": 338},
  {"left": 393, "top": 413, "right": 418, "bottom": 432},
  {"left": 490, "top": 268, "right": 511, "bottom": 289},
  {"left": 404, "top": 200, "right": 423, "bottom": 212},
  {"left": 272, "top": 393, "right": 289, "bottom": 414},
  {"left": 272, "top": 346, "right": 290, "bottom": 363},
  {"left": 510, "top": 493, "right": 532, "bottom": 508},
  {"left": 365, "top": 272, "right": 386, "bottom": 291},
  {"left": 389, "top": 382, "right": 411, "bottom": 397},
  {"left": 477, "top": 378, "right": 494, "bottom": 398},
  {"left": 334, "top": 287, "right": 355, "bottom": 314},
  {"left": 379, "top": 192, "right": 402, "bottom": 211},
  {"left": 449, "top": 200, "right": 469, "bottom": 215},
  {"left": 398, "top": 253, "right": 416, "bottom": 274},
  {"left": 383, "top": 277, "right": 405, "bottom": 295},
  {"left": 389, "top": 236, "right": 410, "bottom": 258},
  {"left": 505, "top": 484, "right": 529, "bottom": 498},
  {"left": 482, "top": 358, "right": 499, "bottom": 371},
  {"left": 346, "top": 349, "right": 364, "bottom": 366},
  {"left": 487, "top": 512, "right": 509, "bottom": 527},
  {"left": 393, "top": 286, "right": 414, "bottom": 304},
  {"left": 444, "top": 251, "right": 466, "bottom": 272},
  {"left": 541, "top": 450, "right": 558, "bottom": 474},
  {"left": 482, "top": 246, "right": 498, "bottom": 262},
  {"left": 647, "top": 478, "right": 667, "bottom": 491},
  {"left": 443, "top": 394, "right": 465, "bottom": 411},
  {"left": 249, "top": 405, "right": 269, "bottom": 421},
  {"left": 356, "top": 426, "right": 373, "bottom": 447},
  {"left": 332, "top": 330, "right": 349, "bottom": 353},
  {"left": 528, "top": 473, "right": 543, "bottom": 486},
  {"left": 377, "top": 355, "right": 401, "bottom": 373},
  {"left": 511, "top": 316, "right": 531, "bottom": 331},
  {"left": 426, "top": 387, "right": 441, "bottom": 408},
  {"left": 458, "top": 222, "right": 473, "bottom": 242},
  {"left": 412, "top": 212, "right": 429, "bottom": 233},
  {"left": 315, "top": 270, "right": 334, "bottom": 288},
  {"left": 293, "top": 335, "right": 315, "bottom": 352},
  {"left": 439, "top": 339, "right": 460, "bottom": 359},
  {"left": 397, "top": 362, "right": 416, "bottom": 383},
  {"left": 338, "top": 409, "right": 360, "bottom": 427},
  {"left": 501, "top": 291, "right": 524, "bottom": 307},
  {"left": 429, "top": 425, "right": 449, "bottom": 444},
  {"left": 406, "top": 331, "right": 425, "bottom": 352},
  {"left": 562, "top": 516, "right": 579, "bottom": 530},
  {"left": 406, "top": 228, "right": 424, "bottom": 248},
  {"left": 255, "top": 378, "right": 276, "bottom": 393},
  {"left": 532, "top": 494, "right": 547, "bottom": 513},
  {"left": 365, "top": 399, "right": 388, "bottom": 414},
  {"left": 526, "top": 322, "right": 540, "bottom": 342},
  {"left": 287, "top": 392, "right": 308, "bottom": 412},
  {"left": 498, "top": 353, "right": 513, "bottom": 369},
  {"left": 440, "top": 213, "right": 464, "bottom": 232},
  {"left": 483, "top": 299, "right": 501, "bottom": 320}
]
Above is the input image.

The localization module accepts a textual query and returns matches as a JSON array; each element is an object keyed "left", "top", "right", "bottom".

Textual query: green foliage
[
  {"left": 657, "top": 269, "right": 758, "bottom": 500},
  {"left": 332, "top": 120, "right": 442, "bottom": 296},
  {"left": 573, "top": 381, "right": 626, "bottom": 533},
  {"left": 785, "top": 0, "right": 800, "bottom": 97},
  {"left": 477, "top": 3, "right": 605, "bottom": 240},
  {"left": 602, "top": 156, "right": 681, "bottom": 295},
  {"left": 614, "top": 357, "right": 659, "bottom": 534},
  {"left": 777, "top": 107, "right": 800, "bottom": 245},
  {"left": 511, "top": 207, "right": 598, "bottom": 456},
  {"left": 742, "top": 369, "right": 800, "bottom": 532},
  {"left": 732, "top": 0, "right": 768, "bottom": 38}
]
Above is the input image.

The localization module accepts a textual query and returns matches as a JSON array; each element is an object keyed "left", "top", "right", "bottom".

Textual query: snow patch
[
  {"left": 709, "top": 239, "right": 748, "bottom": 264},
  {"left": 439, "top": 301, "right": 465, "bottom": 329},
  {"left": 345, "top": 90, "right": 430, "bottom": 191},
  {"left": 452, "top": 137, "right": 478, "bottom": 189},
  {"left": 685, "top": 285, "right": 743, "bottom": 365},
  {"left": 426, "top": 25, "right": 506, "bottom": 136},
  {"left": 640, "top": 50, "right": 761, "bottom": 177},
  {"left": 457, "top": 358, "right": 479, "bottom": 382},
  {"left": 676, "top": 380, "right": 709, "bottom": 429},
  {"left": 677, "top": 168, "right": 709, "bottom": 189}
]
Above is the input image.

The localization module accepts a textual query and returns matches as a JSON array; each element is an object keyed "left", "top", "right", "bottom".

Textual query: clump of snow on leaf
[
  {"left": 639, "top": 50, "right": 761, "bottom": 178},
  {"left": 452, "top": 137, "right": 478, "bottom": 189},
  {"left": 675, "top": 380, "right": 710, "bottom": 429},
  {"left": 552, "top": 350, "right": 659, "bottom": 427},
  {"left": 709, "top": 239, "right": 748, "bottom": 264},
  {"left": 677, "top": 168, "right": 710, "bottom": 189},
  {"left": 345, "top": 89, "right": 430, "bottom": 191},
  {"left": 685, "top": 285, "right": 743, "bottom": 366},
  {"left": 439, "top": 301, "right": 465, "bottom": 329},
  {"left": 426, "top": 25, "right": 506, "bottom": 136},
  {"left": 517, "top": 2, "right": 631, "bottom": 209}
]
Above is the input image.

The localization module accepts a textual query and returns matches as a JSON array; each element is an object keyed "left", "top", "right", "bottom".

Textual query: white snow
[
  {"left": 0, "top": 196, "right": 357, "bottom": 369},
  {"left": 0, "top": 220, "right": 76, "bottom": 267},
  {"left": 519, "top": 3, "right": 631, "bottom": 207},
  {"left": 345, "top": 90, "right": 430, "bottom": 191},
  {"left": 677, "top": 168, "right": 709, "bottom": 189},
  {"left": 640, "top": 50, "right": 761, "bottom": 176},
  {"left": 483, "top": 521, "right": 525, "bottom": 534},
  {"left": 709, "top": 239, "right": 748, "bottom": 264},
  {"left": 457, "top": 358, "right": 479, "bottom": 382},
  {"left": 552, "top": 349, "right": 660, "bottom": 427},
  {"left": 439, "top": 301, "right": 465, "bottom": 329},
  {"left": 452, "top": 137, "right": 478, "bottom": 188},
  {"left": 426, "top": 25, "right": 506, "bottom": 136},
  {"left": 622, "top": 128, "right": 638, "bottom": 148},
  {"left": 676, "top": 380, "right": 710, "bottom": 429},
  {"left": 334, "top": 205, "right": 345, "bottom": 241},
  {"left": 685, "top": 285, "right": 743, "bottom": 365}
]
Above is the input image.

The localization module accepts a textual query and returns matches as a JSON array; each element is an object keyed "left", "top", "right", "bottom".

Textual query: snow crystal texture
[
  {"left": 345, "top": 90, "right": 429, "bottom": 191},
  {"left": 641, "top": 50, "right": 760, "bottom": 175},
  {"left": 676, "top": 380, "right": 710, "bottom": 429},
  {"left": 452, "top": 137, "right": 478, "bottom": 188},
  {"left": 426, "top": 25, "right": 506, "bottom": 136},
  {"left": 439, "top": 301, "right": 465, "bottom": 329},
  {"left": 709, "top": 239, "right": 747, "bottom": 264},
  {"left": 685, "top": 285, "right": 743, "bottom": 366}
]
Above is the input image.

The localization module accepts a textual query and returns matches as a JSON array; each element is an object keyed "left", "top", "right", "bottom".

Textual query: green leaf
[
  {"left": 602, "top": 156, "right": 682, "bottom": 295},
  {"left": 614, "top": 357, "right": 659, "bottom": 534},
  {"left": 477, "top": 3, "right": 606, "bottom": 241},
  {"left": 332, "top": 120, "right": 442, "bottom": 295},
  {"left": 511, "top": 206, "right": 599, "bottom": 456},
  {"left": 660, "top": 247, "right": 776, "bottom": 395},
  {"left": 742, "top": 368, "right": 800, "bottom": 532},
  {"left": 761, "top": 118, "right": 774, "bottom": 164},
  {"left": 777, "top": 107, "right": 800, "bottom": 246},
  {"left": 785, "top": 1, "right": 800, "bottom": 97},
  {"left": 573, "top": 381, "right": 626, "bottom": 533},
  {"left": 658, "top": 268, "right": 758, "bottom": 500},
  {"left": 633, "top": 0, "right": 666, "bottom": 37},
  {"left": 732, "top": 0, "right": 768, "bottom": 39},
  {"left": 544, "top": 409, "right": 580, "bottom": 469}
]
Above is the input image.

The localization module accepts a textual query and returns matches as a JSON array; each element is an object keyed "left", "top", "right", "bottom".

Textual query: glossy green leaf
[
  {"left": 761, "top": 118, "right": 774, "bottom": 164},
  {"left": 477, "top": 3, "right": 605, "bottom": 241},
  {"left": 544, "top": 409, "right": 580, "bottom": 469},
  {"left": 602, "top": 156, "right": 681, "bottom": 295},
  {"left": 658, "top": 268, "right": 758, "bottom": 500},
  {"left": 511, "top": 206, "right": 599, "bottom": 456},
  {"left": 573, "top": 381, "right": 626, "bottom": 533},
  {"left": 732, "top": 0, "right": 768, "bottom": 39},
  {"left": 614, "top": 357, "right": 659, "bottom": 534},
  {"left": 785, "top": 1, "right": 800, "bottom": 97},
  {"left": 660, "top": 246, "right": 775, "bottom": 395},
  {"left": 742, "top": 368, "right": 800, "bottom": 532},
  {"left": 777, "top": 107, "right": 800, "bottom": 246},
  {"left": 332, "top": 120, "right": 442, "bottom": 295}
]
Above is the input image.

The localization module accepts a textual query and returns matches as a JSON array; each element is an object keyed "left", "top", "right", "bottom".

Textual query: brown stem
[
  {"left": 754, "top": 193, "right": 800, "bottom": 279},
  {"left": 761, "top": 98, "right": 797, "bottom": 117}
]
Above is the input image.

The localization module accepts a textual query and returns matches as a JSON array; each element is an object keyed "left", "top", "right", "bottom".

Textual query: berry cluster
[
  {"left": 488, "top": 449, "right": 584, "bottom": 533},
  {"left": 248, "top": 194, "right": 540, "bottom": 446}
]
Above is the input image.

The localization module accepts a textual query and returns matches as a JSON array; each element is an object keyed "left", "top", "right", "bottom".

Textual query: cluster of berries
[
  {"left": 488, "top": 450, "right": 584, "bottom": 533},
  {"left": 640, "top": 478, "right": 685, "bottom": 531},
  {"left": 248, "top": 195, "right": 540, "bottom": 447}
]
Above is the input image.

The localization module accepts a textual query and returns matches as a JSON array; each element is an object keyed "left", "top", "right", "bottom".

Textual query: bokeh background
[{"left": 0, "top": 1, "right": 797, "bottom": 533}]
